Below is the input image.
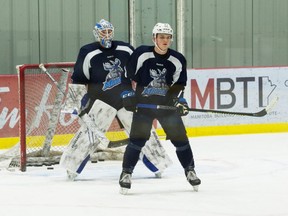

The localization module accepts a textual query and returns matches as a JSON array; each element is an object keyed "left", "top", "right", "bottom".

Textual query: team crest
[
  {"left": 102, "top": 58, "right": 123, "bottom": 90},
  {"left": 142, "top": 68, "right": 169, "bottom": 96}
]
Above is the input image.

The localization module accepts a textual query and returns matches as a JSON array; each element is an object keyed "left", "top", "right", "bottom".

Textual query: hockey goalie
[{"left": 60, "top": 19, "right": 172, "bottom": 180}]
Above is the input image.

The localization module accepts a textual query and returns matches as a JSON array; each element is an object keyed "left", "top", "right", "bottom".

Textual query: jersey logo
[
  {"left": 102, "top": 58, "right": 123, "bottom": 91},
  {"left": 142, "top": 68, "right": 168, "bottom": 96}
]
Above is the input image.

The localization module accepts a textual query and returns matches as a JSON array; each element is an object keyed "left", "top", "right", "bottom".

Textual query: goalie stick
[{"left": 137, "top": 96, "right": 278, "bottom": 117}]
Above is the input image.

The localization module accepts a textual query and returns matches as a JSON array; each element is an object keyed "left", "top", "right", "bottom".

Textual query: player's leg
[
  {"left": 119, "top": 111, "right": 153, "bottom": 194},
  {"left": 116, "top": 108, "right": 172, "bottom": 177},
  {"left": 158, "top": 112, "right": 201, "bottom": 191},
  {"left": 60, "top": 99, "right": 117, "bottom": 180}
]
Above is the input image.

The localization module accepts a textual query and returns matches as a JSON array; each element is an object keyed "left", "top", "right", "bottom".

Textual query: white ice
[{"left": 0, "top": 132, "right": 288, "bottom": 216}]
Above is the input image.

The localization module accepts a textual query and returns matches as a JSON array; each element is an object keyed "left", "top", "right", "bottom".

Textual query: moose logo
[
  {"left": 142, "top": 68, "right": 169, "bottom": 96},
  {"left": 102, "top": 58, "right": 123, "bottom": 91}
]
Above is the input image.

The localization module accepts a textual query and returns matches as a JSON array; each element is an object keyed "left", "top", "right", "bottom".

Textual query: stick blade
[
  {"left": 253, "top": 109, "right": 267, "bottom": 117},
  {"left": 265, "top": 96, "right": 279, "bottom": 114}
]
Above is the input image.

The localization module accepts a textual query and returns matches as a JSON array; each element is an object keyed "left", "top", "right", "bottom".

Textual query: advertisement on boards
[{"left": 183, "top": 67, "right": 288, "bottom": 127}]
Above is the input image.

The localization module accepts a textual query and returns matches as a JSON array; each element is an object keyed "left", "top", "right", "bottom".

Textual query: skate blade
[
  {"left": 119, "top": 187, "right": 129, "bottom": 195},
  {"left": 154, "top": 172, "right": 162, "bottom": 178},
  {"left": 66, "top": 171, "right": 78, "bottom": 181},
  {"left": 193, "top": 185, "right": 199, "bottom": 192}
]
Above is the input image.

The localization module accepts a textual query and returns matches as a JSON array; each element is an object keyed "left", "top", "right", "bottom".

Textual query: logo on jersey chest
[
  {"left": 102, "top": 58, "right": 123, "bottom": 91},
  {"left": 142, "top": 68, "right": 168, "bottom": 96}
]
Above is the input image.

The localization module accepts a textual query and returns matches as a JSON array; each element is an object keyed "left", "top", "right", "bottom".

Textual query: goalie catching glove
[
  {"left": 121, "top": 90, "right": 137, "bottom": 112},
  {"left": 174, "top": 97, "right": 189, "bottom": 116}
]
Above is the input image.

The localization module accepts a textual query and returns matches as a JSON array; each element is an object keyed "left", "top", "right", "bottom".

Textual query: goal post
[
  {"left": 0, "top": 62, "right": 128, "bottom": 171},
  {"left": 19, "top": 62, "right": 75, "bottom": 171}
]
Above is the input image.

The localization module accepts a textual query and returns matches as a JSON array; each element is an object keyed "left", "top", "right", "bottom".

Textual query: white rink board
[{"left": 183, "top": 66, "right": 288, "bottom": 127}]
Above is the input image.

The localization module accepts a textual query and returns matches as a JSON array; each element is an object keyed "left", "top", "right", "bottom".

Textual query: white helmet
[
  {"left": 93, "top": 19, "right": 114, "bottom": 48},
  {"left": 152, "top": 23, "right": 173, "bottom": 41}
]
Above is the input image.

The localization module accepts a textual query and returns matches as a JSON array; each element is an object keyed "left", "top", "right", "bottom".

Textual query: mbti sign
[{"left": 189, "top": 72, "right": 276, "bottom": 111}]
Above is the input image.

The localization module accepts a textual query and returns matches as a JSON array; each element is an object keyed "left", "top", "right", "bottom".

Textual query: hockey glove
[
  {"left": 174, "top": 97, "right": 189, "bottom": 116},
  {"left": 121, "top": 90, "right": 137, "bottom": 112}
]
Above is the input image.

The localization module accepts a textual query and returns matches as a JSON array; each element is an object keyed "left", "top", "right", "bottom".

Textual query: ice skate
[
  {"left": 66, "top": 170, "right": 78, "bottom": 181},
  {"left": 119, "top": 171, "right": 131, "bottom": 195},
  {"left": 185, "top": 167, "right": 201, "bottom": 192}
]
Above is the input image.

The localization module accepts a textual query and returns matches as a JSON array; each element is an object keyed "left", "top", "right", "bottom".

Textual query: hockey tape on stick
[{"left": 137, "top": 96, "right": 278, "bottom": 117}]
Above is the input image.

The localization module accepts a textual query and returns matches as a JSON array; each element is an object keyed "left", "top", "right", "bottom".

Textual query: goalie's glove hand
[
  {"left": 121, "top": 90, "right": 137, "bottom": 112},
  {"left": 174, "top": 97, "right": 189, "bottom": 116}
]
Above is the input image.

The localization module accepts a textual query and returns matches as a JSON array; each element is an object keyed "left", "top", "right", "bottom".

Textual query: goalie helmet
[
  {"left": 152, "top": 23, "right": 173, "bottom": 41},
  {"left": 93, "top": 19, "right": 114, "bottom": 48}
]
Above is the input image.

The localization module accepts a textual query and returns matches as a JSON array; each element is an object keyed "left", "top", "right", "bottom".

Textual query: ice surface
[{"left": 0, "top": 132, "right": 288, "bottom": 216}]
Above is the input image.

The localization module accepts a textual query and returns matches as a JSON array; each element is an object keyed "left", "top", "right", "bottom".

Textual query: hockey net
[{"left": 0, "top": 63, "right": 128, "bottom": 171}]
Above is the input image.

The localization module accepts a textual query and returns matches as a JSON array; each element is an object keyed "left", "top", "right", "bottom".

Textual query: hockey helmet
[
  {"left": 152, "top": 23, "right": 173, "bottom": 40},
  {"left": 93, "top": 19, "right": 114, "bottom": 48}
]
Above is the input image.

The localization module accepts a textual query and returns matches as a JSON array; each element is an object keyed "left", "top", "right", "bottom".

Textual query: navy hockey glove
[
  {"left": 174, "top": 97, "right": 189, "bottom": 116},
  {"left": 121, "top": 90, "right": 137, "bottom": 112}
]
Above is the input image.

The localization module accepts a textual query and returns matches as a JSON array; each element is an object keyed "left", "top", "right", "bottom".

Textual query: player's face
[{"left": 155, "top": 33, "right": 172, "bottom": 52}]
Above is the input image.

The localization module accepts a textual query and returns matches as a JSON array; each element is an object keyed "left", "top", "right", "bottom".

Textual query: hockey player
[
  {"left": 119, "top": 23, "right": 201, "bottom": 194},
  {"left": 60, "top": 19, "right": 172, "bottom": 180}
]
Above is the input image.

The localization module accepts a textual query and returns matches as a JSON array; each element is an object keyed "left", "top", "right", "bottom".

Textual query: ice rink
[{"left": 0, "top": 132, "right": 288, "bottom": 216}]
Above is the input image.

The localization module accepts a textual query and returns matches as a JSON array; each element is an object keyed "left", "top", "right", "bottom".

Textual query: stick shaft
[{"left": 136, "top": 103, "right": 267, "bottom": 117}]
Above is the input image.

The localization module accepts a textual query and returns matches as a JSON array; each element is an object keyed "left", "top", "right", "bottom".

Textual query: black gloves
[
  {"left": 121, "top": 90, "right": 137, "bottom": 112},
  {"left": 174, "top": 97, "right": 189, "bottom": 116}
]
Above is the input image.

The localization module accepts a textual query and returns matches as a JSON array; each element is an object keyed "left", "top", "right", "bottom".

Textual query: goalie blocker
[{"left": 60, "top": 84, "right": 172, "bottom": 180}]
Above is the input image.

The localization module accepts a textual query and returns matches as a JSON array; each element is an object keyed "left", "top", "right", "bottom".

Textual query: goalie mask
[{"left": 93, "top": 19, "right": 114, "bottom": 48}]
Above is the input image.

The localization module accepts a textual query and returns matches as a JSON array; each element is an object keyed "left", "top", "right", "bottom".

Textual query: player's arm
[
  {"left": 166, "top": 56, "right": 189, "bottom": 115},
  {"left": 72, "top": 47, "right": 91, "bottom": 84}
]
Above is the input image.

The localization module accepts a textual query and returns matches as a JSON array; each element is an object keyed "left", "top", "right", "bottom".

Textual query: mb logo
[{"left": 190, "top": 76, "right": 276, "bottom": 109}]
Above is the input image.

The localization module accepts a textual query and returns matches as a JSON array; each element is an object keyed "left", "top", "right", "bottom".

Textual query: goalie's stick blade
[{"left": 108, "top": 139, "right": 129, "bottom": 148}]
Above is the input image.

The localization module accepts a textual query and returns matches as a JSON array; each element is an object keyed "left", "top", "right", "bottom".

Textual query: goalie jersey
[{"left": 72, "top": 40, "right": 134, "bottom": 110}]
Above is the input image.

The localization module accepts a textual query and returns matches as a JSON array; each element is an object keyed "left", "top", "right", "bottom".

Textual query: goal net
[{"left": 0, "top": 63, "right": 128, "bottom": 171}]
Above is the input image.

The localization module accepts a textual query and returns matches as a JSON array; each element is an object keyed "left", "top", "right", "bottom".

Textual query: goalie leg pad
[
  {"left": 117, "top": 108, "right": 173, "bottom": 174},
  {"left": 140, "top": 130, "right": 173, "bottom": 174},
  {"left": 60, "top": 100, "right": 117, "bottom": 174}
]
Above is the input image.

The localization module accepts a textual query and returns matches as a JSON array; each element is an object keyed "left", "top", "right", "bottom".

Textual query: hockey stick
[
  {"left": 107, "top": 138, "right": 129, "bottom": 148},
  {"left": 39, "top": 64, "right": 129, "bottom": 147},
  {"left": 137, "top": 96, "right": 278, "bottom": 117}
]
